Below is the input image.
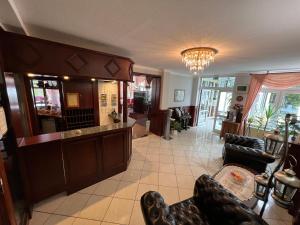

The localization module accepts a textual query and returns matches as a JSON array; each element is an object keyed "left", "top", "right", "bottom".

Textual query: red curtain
[{"left": 239, "top": 72, "right": 300, "bottom": 135}]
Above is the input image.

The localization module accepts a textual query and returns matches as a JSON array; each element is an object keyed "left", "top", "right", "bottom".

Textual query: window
[
  {"left": 249, "top": 87, "right": 300, "bottom": 131},
  {"left": 201, "top": 77, "right": 235, "bottom": 88}
]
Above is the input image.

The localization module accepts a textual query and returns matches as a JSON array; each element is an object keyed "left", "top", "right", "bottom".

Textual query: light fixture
[
  {"left": 272, "top": 155, "right": 300, "bottom": 208},
  {"left": 91, "top": 78, "right": 96, "bottom": 82},
  {"left": 254, "top": 173, "right": 269, "bottom": 200},
  {"left": 63, "top": 76, "right": 70, "bottom": 80},
  {"left": 27, "top": 73, "right": 35, "bottom": 77},
  {"left": 181, "top": 47, "right": 218, "bottom": 74}
]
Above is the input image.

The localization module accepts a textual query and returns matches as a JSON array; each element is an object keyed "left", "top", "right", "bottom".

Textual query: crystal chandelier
[{"left": 181, "top": 47, "right": 218, "bottom": 74}]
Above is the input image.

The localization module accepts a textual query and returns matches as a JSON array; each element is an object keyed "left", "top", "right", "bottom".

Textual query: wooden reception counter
[{"left": 17, "top": 118, "right": 135, "bottom": 208}]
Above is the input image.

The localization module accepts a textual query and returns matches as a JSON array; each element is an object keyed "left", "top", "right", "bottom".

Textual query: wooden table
[{"left": 220, "top": 120, "right": 240, "bottom": 139}]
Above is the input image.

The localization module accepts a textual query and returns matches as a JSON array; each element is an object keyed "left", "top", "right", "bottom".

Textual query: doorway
[
  {"left": 128, "top": 73, "right": 161, "bottom": 138},
  {"left": 197, "top": 89, "right": 219, "bottom": 131},
  {"left": 213, "top": 91, "right": 232, "bottom": 132}
]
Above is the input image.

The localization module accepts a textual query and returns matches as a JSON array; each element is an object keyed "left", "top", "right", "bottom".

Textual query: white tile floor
[{"left": 29, "top": 127, "right": 293, "bottom": 225}]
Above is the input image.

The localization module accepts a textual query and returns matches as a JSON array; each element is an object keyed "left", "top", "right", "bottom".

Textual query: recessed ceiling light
[
  {"left": 27, "top": 73, "right": 35, "bottom": 77},
  {"left": 63, "top": 76, "right": 70, "bottom": 80},
  {"left": 91, "top": 78, "right": 96, "bottom": 82}
]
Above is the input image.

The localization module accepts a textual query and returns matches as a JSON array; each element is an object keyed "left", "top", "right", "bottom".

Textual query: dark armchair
[
  {"left": 171, "top": 107, "right": 191, "bottom": 130},
  {"left": 141, "top": 174, "right": 268, "bottom": 225},
  {"left": 223, "top": 133, "right": 276, "bottom": 173}
]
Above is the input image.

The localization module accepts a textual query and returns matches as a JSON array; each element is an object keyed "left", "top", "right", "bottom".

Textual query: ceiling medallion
[{"left": 181, "top": 47, "right": 218, "bottom": 75}]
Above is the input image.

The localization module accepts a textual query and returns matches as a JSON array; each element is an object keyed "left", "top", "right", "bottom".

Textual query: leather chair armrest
[{"left": 140, "top": 191, "right": 174, "bottom": 225}]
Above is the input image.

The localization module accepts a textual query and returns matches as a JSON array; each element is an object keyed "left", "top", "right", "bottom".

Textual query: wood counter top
[{"left": 17, "top": 118, "right": 136, "bottom": 148}]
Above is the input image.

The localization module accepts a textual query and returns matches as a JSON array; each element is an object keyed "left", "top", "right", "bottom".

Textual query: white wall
[
  {"left": 133, "top": 64, "right": 163, "bottom": 76},
  {"left": 98, "top": 81, "right": 118, "bottom": 125},
  {"left": 231, "top": 74, "right": 251, "bottom": 107},
  {"left": 161, "top": 71, "right": 194, "bottom": 109}
]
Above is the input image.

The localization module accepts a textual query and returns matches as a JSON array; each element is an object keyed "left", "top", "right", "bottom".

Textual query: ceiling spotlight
[
  {"left": 91, "top": 78, "right": 96, "bottom": 82},
  {"left": 27, "top": 73, "right": 35, "bottom": 77},
  {"left": 63, "top": 76, "right": 70, "bottom": 80}
]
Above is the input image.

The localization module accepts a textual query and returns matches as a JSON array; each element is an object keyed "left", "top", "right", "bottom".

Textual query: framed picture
[
  {"left": 174, "top": 89, "right": 185, "bottom": 102},
  {"left": 236, "top": 85, "right": 248, "bottom": 93},
  {"left": 111, "top": 94, "right": 117, "bottom": 107},
  {"left": 66, "top": 93, "right": 80, "bottom": 108},
  {"left": 100, "top": 94, "right": 107, "bottom": 107}
]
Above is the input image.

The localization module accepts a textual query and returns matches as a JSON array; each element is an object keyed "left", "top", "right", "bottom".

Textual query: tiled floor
[{"left": 29, "top": 127, "right": 293, "bottom": 225}]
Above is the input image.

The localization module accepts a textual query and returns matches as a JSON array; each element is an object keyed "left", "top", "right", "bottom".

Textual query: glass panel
[
  {"left": 249, "top": 91, "right": 279, "bottom": 131},
  {"left": 201, "top": 77, "right": 235, "bottom": 88},
  {"left": 33, "top": 87, "right": 45, "bottom": 107},
  {"left": 46, "top": 89, "right": 61, "bottom": 108},
  {"left": 198, "top": 89, "right": 219, "bottom": 129},
  {"left": 214, "top": 91, "right": 232, "bottom": 132},
  {"left": 249, "top": 91, "right": 300, "bottom": 131}
]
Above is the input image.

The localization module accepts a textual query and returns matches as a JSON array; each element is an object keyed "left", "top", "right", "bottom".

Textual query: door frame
[
  {"left": 212, "top": 91, "right": 233, "bottom": 133},
  {"left": 197, "top": 86, "right": 234, "bottom": 132}
]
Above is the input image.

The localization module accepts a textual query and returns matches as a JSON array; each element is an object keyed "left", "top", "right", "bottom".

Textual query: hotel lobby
[{"left": 0, "top": 1, "right": 300, "bottom": 225}]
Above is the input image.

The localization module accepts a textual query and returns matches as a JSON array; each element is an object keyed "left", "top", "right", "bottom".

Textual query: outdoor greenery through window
[
  {"left": 201, "top": 77, "right": 235, "bottom": 88},
  {"left": 248, "top": 86, "right": 300, "bottom": 132}
]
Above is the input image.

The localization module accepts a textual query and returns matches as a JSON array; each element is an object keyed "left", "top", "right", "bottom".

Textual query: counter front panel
[{"left": 17, "top": 119, "right": 134, "bottom": 207}]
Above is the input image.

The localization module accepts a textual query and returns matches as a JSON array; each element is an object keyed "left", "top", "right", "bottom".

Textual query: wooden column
[
  {"left": 123, "top": 81, "right": 128, "bottom": 122},
  {"left": 117, "top": 81, "right": 122, "bottom": 113}
]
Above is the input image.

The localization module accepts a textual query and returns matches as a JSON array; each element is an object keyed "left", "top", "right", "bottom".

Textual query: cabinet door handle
[{"left": 0, "top": 178, "right": 4, "bottom": 194}]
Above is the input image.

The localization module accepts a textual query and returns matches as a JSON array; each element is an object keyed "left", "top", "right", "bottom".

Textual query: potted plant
[
  {"left": 263, "top": 105, "right": 278, "bottom": 132},
  {"left": 170, "top": 120, "right": 182, "bottom": 135}
]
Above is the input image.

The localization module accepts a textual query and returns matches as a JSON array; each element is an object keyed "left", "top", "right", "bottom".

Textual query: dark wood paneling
[
  {"left": 17, "top": 126, "right": 133, "bottom": 207},
  {"left": 0, "top": 157, "right": 17, "bottom": 225},
  {"left": 183, "top": 106, "right": 199, "bottom": 126},
  {"left": 63, "top": 80, "right": 94, "bottom": 109},
  {"left": 63, "top": 138, "right": 99, "bottom": 193},
  {"left": 4, "top": 74, "right": 23, "bottom": 138},
  {"left": 123, "top": 82, "right": 128, "bottom": 122},
  {"left": 18, "top": 141, "right": 65, "bottom": 204},
  {"left": 150, "top": 110, "right": 168, "bottom": 136},
  {"left": 0, "top": 31, "right": 134, "bottom": 81},
  {"left": 92, "top": 82, "right": 100, "bottom": 126},
  {"left": 102, "top": 132, "right": 126, "bottom": 176}
]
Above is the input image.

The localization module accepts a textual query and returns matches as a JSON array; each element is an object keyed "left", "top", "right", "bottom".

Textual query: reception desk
[{"left": 17, "top": 118, "right": 135, "bottom": 208}]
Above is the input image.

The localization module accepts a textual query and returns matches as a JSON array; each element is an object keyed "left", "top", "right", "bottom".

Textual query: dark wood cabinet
[
  {"left": 17, "top": 126, "right": 133, "bottom": 208},
  {"left": 63, "top": 138, "right": 99, "bottom": 193},
  {"left": 102, "top": 132, "right": 126, "bottom": 177},
  {"left": 18, "top": 141, "right": 65, "bottom": 203}
]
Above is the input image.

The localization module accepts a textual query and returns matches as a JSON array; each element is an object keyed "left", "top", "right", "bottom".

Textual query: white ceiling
[{"left": 1, "top": 0, "right": 300, "bottom": 75}]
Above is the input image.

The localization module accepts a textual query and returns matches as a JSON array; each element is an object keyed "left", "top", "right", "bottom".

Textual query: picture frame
[
  {"left": 100, "top": 94, "right": 108, "bottom": 107},
  {"left": 236, "top": 85, "right": 248, "bottom": 93},
  {"left": 66, "top": 93, "right": 80, "bottom": 108},
  {"left": 174, "top": 89, "right": 185, "bottom": 102},
  {"left": 111, "top": 94, "right": 117, "bottom": 107}
]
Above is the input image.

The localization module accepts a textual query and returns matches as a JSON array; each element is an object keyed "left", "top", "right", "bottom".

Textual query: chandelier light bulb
[{"left": 181, "top": 47, "right": 218, "bottom": 75}]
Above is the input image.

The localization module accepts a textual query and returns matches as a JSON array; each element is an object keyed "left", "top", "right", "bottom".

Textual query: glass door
[
  {"left": 198, "top": 89, "right": 219, "bottom": 130},
  {"left": 213, "top": 91, "right": 232, "bottom": 133}
]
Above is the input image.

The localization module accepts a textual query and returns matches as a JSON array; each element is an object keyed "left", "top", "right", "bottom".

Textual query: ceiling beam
[{"left": 7, "top": 0, "right": 29, "bottom": 35}]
